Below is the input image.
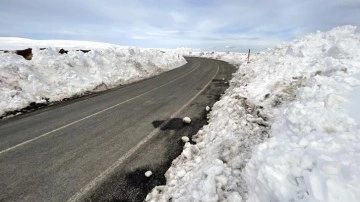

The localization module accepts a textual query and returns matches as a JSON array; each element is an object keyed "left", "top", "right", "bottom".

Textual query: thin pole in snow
[{"left": 247, "top": 49, "right": 250, "bottom": 63}]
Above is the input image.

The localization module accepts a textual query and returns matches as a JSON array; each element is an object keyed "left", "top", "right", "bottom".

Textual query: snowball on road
[
  {"left": 147, "top": 25, "right": 360, "bottom": 202},
  {"left": 205, "top": 106, "right": 210, "bottom": 111},
  {"left": 0, "top": 38, "right": 186, "bottom": 117},
  {"left": 181, "top": 136, "right": 190, "bottom": 142},
  {"left": 145, "top": 171, "right": 153, "bottom": 177},
  {"left": 182, "top": 117, "right": 191, "bottom": 124}
]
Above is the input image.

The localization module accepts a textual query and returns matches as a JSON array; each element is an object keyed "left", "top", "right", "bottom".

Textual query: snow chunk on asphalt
[
  {"left": 205, "top": 106, "right": 211, "bottom": 111},
  {"left": 145, "top": 171, "right": 152, "bottom": 177},
  {"left": 181, "top": 136, "right": 189, "bottom": 142},
  {"left": 182, "top": 117, "right": 191, "bottom": 124}
]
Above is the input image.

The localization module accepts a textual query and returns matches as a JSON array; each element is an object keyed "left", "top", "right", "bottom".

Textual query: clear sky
[{"left": 0, "top": 0, "right": 359, "bottom": 51}]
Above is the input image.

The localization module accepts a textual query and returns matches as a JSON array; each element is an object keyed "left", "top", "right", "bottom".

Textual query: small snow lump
[
  {"left": 181, "top": 136, "right": 190, "bottom": 142},
  {"left": 183, "top": 117, "right": 191, "bottom": 124},
  {"left": 206, "top": 106, "right": 211, "bottom": 111},
  {"left": 145, "top": 170, "right": 153, "bottom": 177}
]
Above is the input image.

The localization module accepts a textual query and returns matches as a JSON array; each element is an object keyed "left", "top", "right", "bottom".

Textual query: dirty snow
[
  {"left": 0, "top": 38, "right": 186, "bottom": 117},
  {"left": 147, "top": 25, "right": 360, "bottom": 202}
]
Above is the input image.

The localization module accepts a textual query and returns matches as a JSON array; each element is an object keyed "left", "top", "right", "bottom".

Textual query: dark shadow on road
[{"left": 152, "top": 118, "right": 184, "bottom": 131}]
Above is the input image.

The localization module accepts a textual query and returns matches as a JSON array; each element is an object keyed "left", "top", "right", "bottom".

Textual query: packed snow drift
[
  {"left": 177, "top": 48, "right": 246, "bottom": 67},
  {"left": 0, "top": 38, "right": 186, "bottom": 117},
  {"left": 146, "top": 25, "right": 360, "bottom": 202},
  {"left": 0, "top": 37, "right": 117, "bottom": 50}
]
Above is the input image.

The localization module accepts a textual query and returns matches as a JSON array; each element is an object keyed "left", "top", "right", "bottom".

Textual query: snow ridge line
[
  {"left": 67, "top": 60, "right": 219, "bottom": 202},
  {"left": 0, "top": 61, "right": 200, "bottom": 156}
]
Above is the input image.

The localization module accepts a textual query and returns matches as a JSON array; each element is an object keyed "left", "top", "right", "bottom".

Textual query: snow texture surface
[
  {"left": 146, "top": 26, "right": 360, "bottom": 202},
  {"left": 0, "top": 38, "right": 186, "bottom": 117}
]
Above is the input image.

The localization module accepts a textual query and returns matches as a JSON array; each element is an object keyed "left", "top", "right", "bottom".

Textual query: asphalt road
[{"left": 0, "top": 57, "right": 235, "bottom": 202}]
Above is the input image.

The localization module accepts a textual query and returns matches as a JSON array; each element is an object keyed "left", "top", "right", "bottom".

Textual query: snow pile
[
  {"left": 0, "top": 37, "right": 117, "bottom": 50},
  {"left": 244, "top": 26, "right": 360, "bottom": 202},
  {"left": 190, "top": 51, "right": 247, "bottom": 66},
  {"left": 146, "top": 25, "right": 360, "bottom": 202},
  {"left": 172, "top": 47, "right": 247, "bottom": 66},
  {"left": 0, "top": 38, "right": 186, "bottom": 116}
]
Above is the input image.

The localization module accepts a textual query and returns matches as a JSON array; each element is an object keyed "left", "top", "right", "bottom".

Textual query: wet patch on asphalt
[{"left": 152, "top": 118, "right": 184, "bottom": 131}]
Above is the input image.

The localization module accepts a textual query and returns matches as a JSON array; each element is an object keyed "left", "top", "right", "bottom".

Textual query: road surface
[{"left": 0, "top": 57, "right": 235, "bottom": 201}]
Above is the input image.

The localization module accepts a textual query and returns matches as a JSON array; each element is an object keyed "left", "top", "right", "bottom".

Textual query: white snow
[
  {"left": 181, "top": 136, "right": 190, "bottom": 143},
  {"left": 206, "top": 106, "right": 211, "bottom": 112},
  {"left": 186, "top": 50, "right": 247, "bottom": 67},
  {"left": 145, "top": 171, "right": 153, "bottom": 177},
  {"left": 147, "top": 25, "right": 360, "bottom": 202},
  {"left": 0, "top": 38, "right": 186, "bottom": 117},
  {"left": 345, "top": 73, "right": 360, "bottom": 125},
  {"left": 0, "top": 37, "right": 117, "bottom": 50},
  {"left": 183, "top": 117, "right": 191, "bottom": 124}
]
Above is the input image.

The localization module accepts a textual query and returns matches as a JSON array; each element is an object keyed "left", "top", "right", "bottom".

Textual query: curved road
[{"left": 0, "top": 57, "right": 234, "bottom": 201}]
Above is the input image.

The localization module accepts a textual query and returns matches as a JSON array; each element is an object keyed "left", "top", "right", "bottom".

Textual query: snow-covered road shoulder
[
  {"left": 0, "top": 38, "right": 186, "bottom": 117},
  {"left": 146, "top": 25, "right": 360, "bottom": 202}
]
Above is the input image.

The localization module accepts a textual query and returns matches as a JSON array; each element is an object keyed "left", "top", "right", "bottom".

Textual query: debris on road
[
  {"left": 145, "top": 171, "right": 152, "bottom": 177},
  {"left": 182, "top": 117, "right": 191, "bottom": 124},
  {"left": 181, "top": 136, "right": 189, "bottom": 142},
  {"left": 205, "top": 106, "right": 211, "bottom": 111}
]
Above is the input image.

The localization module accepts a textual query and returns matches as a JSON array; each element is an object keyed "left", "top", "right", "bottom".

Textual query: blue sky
[{"left": 0, "top": 0, "right": 359, "bottom": 51}]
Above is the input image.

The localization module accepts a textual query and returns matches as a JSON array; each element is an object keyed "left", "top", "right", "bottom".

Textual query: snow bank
[
  {"left": 0, "top": 37, "right": 117, "bottom": 50},
  {"left": 0, "top": 38, "right": 186, "bottom": 117},
  {"left": 146, "top": 25, "right": 360, "bottom": 202},
  {"left": 244, "top": 26, "right": 360, "bottom": 202},
  {"left": 182, "top": 49, "right": 247, "bottom": 66}
]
